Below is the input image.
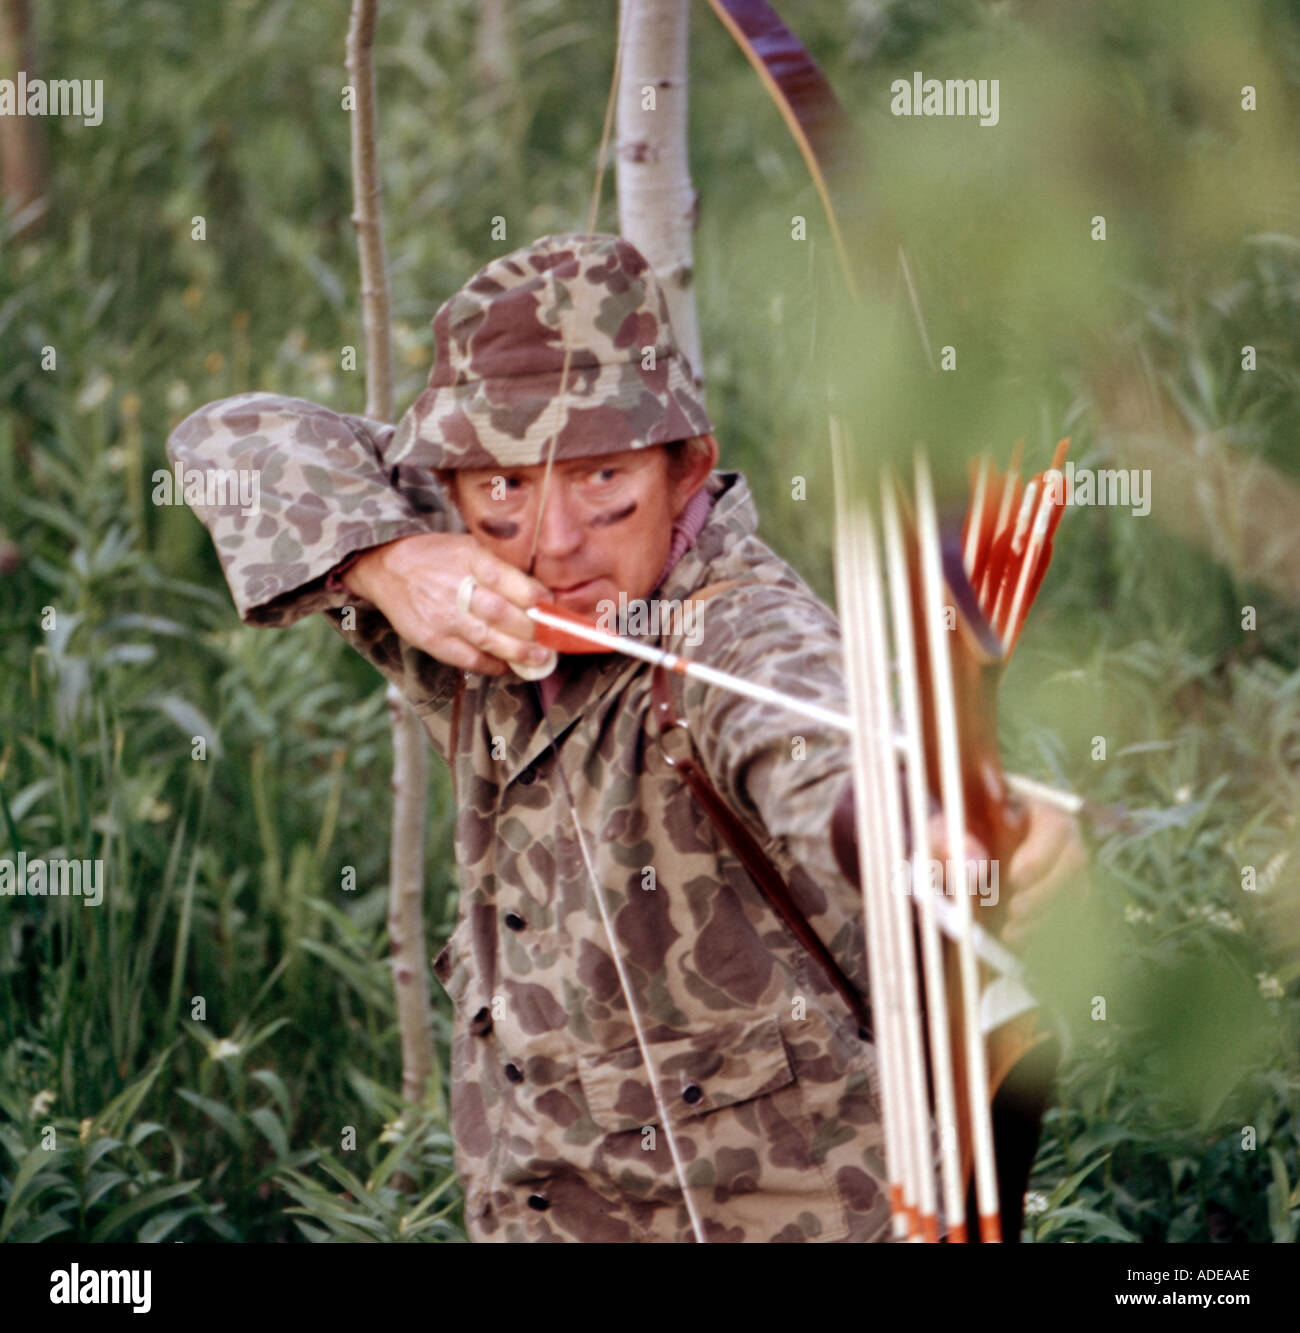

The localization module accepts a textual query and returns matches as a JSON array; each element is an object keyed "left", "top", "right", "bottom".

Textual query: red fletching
[
  {"left": 967, "top": 438, "right": 1070, "bottom": 654},
  {"left": 531, "top": 601, "right": 610, "bottom": 655}
]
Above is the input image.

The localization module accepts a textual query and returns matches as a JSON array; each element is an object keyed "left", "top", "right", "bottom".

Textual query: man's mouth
[{"left": 548, "top": 578, "right": 607, "bottom": 609}]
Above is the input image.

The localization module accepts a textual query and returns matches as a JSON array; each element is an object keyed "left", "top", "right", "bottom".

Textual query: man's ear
[{"left": 671, "top": 432, "right": 718, "bottom": 516}]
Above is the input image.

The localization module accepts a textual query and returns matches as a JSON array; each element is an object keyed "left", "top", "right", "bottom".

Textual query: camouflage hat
[{"left": 388, "top": 232, "right": 713, "bottom": 471}]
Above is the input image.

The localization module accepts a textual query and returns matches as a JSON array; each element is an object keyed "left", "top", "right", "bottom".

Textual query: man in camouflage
[{"left": 169, "top": 232, "right": 1078, "bottom": 1242}]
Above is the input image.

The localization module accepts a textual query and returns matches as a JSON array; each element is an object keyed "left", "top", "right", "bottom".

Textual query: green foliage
[{"left": 2, "top": 0, "right": 1299, "bottom": 1242}]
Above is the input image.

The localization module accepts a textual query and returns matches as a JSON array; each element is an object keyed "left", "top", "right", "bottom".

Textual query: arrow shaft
[{"left": 527, "top": 604, "right": 1087, "bottom": 820}]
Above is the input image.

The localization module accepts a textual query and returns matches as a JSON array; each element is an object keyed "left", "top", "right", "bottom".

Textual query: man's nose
[{"left": 533, "top": 486, "right": 585, "bottom": 560}]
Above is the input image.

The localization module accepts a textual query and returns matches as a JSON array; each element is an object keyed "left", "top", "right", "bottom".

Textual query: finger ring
[{"left": 456, "top": 573, "right": 478, "bottom": 616}]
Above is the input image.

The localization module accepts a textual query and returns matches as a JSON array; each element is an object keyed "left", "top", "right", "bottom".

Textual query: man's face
[{"left": 449, "top": 444, "right": 705, "bottom": 616}]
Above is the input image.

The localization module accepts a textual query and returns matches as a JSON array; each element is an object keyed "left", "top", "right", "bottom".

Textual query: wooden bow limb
[{"left": 909, "top": 458, "right": 1072, "bottom": 1244}]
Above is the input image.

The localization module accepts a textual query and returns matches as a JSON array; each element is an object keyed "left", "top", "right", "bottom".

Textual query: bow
[{"left": 707, "top": 0, "right": 1080, "bottom": 1241}]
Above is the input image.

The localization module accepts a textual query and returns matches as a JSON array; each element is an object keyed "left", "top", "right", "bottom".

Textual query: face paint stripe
[
  {"left": 589, "top": 500, "right": 637, "bottom": 527},
  {"left": 478, "top": 518, "right": 521, "bottom": 539}
]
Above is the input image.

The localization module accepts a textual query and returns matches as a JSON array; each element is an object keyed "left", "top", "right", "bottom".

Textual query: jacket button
[
  {"left": 682, "top": 1083, "right": 703, "bottom": 1105},
  {"left": 504, "top": 1061, "right": 524, "bottom": 1083},
  {"left": 527, "top": 1194, "right": 549, "bottom": 1211},
  {"left": 504, "top": 911, "right": 526, "bottom": 931}
]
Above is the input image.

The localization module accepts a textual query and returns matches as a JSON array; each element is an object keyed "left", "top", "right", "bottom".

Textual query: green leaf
[
  {"left": 91, "top": 1179, "right": 202, "bottom": 1242},
  {"left": 248, "top": 1106, "right": 290, "bottom": 1163},
  {"left": 139, "top": 1206, "right": 205, "bottom": 1244},
  {"left": 250, "top": 1069, "right": 293, "bottom": 1124},
  {"left": 0, "top": 1144, "right": 63, "bottom": 1241},
  {"left": 91, "top": 1048, "right": 175, "bottom": 1139},
  {"left": 1044, "top": 1154, "right": 1111, "bottom": 1211},
  {"left": 21, "top": 1209, "right": 77, "bottom": 1243},
  {"left": 176, "top": 1090, "right": 247, "bottom": 1148},
  {"left": 127, "top": 1122, "right": 169, "bottom": 1151},
  {"left": 240, "top": 1016, "right": 292, "bottom": 1057},
  {"left": 1041, "top": 1205, "right": 1140, "bottom": 1243},
  {"left": 84, "top": 1169, "right": 131, "bottom": 1209},
  {"left": 1268, "top": 1148, "right": 1296, "bottom": 1243},
  {"left": 151, "top": 695, "right": 223, "bottom": 758},
  {"left": 84, "top": 1135, "right": 125, "bottom": 1169}
]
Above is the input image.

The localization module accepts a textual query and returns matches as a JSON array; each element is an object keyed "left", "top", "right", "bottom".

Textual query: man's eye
[{"left": 591, "top": 467, "right": 618, "bottom": 484}]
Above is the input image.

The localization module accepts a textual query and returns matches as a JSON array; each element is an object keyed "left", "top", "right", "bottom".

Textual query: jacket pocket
[
  {"left": 576, "top": 1013, "right": 794, "bottom": 1133},
  {"left": 575, "top": 1013, "right": 852, "bottom": 1241}
]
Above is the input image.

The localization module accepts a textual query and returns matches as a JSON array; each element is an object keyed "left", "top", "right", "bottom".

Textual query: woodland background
[{"left": 2, "top": 0, "right": 1300, "bottom": 1242}]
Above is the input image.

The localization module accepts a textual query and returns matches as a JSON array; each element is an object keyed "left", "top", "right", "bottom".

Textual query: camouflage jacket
[{"left": 168, "top": 393, "right": 890, "bottom": 1243}]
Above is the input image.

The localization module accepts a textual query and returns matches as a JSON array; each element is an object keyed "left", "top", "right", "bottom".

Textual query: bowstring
[{"left": 534, "top": 684, "right": 707, "bottom": 1243}]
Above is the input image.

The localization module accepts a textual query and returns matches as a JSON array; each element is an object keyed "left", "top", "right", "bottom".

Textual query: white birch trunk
[{"left": 615, "top": 0, "right": 704, "bottom": 387}]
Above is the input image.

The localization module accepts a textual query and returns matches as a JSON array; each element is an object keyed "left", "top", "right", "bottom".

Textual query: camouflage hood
[{"left": 388, "top": 232, "right": 714, "bottom": 472}]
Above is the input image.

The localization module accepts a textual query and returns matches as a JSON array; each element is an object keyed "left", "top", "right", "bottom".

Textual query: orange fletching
[
  {"left": 531, "top": 600, "right": 611, "bottom": 655},
  {"left": 967, "top": 438, "right": 1071, "bottom": 640}
]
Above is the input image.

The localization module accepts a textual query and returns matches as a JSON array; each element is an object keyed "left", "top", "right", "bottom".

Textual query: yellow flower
[{"left": 379, "top": 1116, "right": 408, "bottom": 1144}]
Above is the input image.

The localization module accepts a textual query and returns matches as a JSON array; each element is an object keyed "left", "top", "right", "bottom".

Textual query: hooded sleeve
[
  {"left": 165, "top": 392, "right": 448, "bottom": 627},
  {"left": 166, "top": 391, "right": 465, "bottom": 730}
]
